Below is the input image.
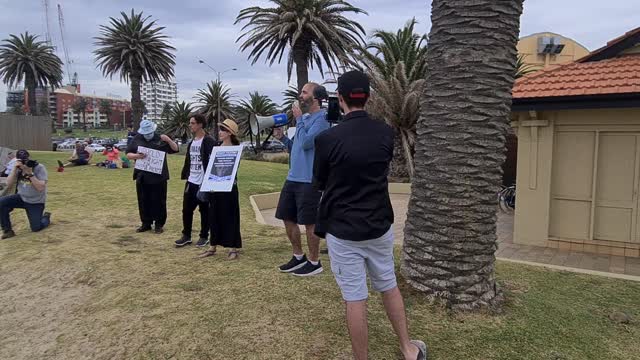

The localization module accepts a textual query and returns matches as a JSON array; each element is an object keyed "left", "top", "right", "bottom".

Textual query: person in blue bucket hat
[{"left": 126, "top": 120, "right": 179, "bottom": 234}]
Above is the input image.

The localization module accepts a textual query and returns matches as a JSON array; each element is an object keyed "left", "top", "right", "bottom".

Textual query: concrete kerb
[
  {"left": 249, "top": 183, "right": 640, "bottom": 282},
  {"left": 248, "top": 183, "right": 412, "bottom": 225}
]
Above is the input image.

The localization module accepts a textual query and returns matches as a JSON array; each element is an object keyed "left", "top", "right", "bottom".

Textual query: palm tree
[
  {"left": 93, "top": 9, "right": 175, "bottom": 130},
  {"left": 99, "top": 99, "right": 113, "bottom": 124},
  {"left": 367, "top": 63, "right": 425, "bottom": 180},
  {"left": 161, "top": 101, "right": 193, "bottom": 143},
  {"left": 235, "top": 0, "right": 367, "bottom": 91},
  {"left": 515, "top": 53, "right": 539, "bottom": 79},
  {"left": 236, "top": 91, "right": 280, "bottom": 136},
  {"left": 73, "top": 97, "right": 88, "bottom": 132},
  {"left": 401, "top": 0, "right": 524, "bottom": 311},
  {"left": 195, "top": 79, "right": 235, "bottom": 138},
  {"left": 160, "top": 102, "right": 172, "bottom": 124},
  {"left": 360, "top": 18, "right": 428, "bottom": 82},
  {"left": 358, "top": 19, "right": 429, "bottom": 180},
  {"left": 0, "top": 32, "right": 63, "bottom": 115},
  {"left": 280, "top": 85, "right": 300, "bottom": 124}
]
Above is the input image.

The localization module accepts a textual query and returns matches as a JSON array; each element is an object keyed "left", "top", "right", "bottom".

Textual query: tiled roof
[{"left": 512, "top": 54, "right": 640, "bottom": 99}]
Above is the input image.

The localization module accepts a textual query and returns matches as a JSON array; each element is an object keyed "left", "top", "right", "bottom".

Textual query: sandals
[
  {"left": 410, "top": 340, "right": 428, "bottom": 360},
  {"left": 197, "top": 249, "right": 216, "bottom": 258},
  {"left": 227, "top": 250, "right": 239, "bottom": 260}
]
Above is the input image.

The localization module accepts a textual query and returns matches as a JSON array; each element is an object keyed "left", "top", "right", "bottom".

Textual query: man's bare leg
[
  {"left": 305, "top": 224, "right": 320, "bottom": 262},
  {"left": 382, "top": 286, "right": 419, "bottom": 359},
  {"left": 346, "top": 300, "right": 368, "bottom": 360},
  {"left": 284, "top": 220, "right": 303, "bottom": 255}
]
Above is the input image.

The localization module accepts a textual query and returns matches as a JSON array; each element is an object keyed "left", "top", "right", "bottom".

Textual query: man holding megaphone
[{"left": 273, "top": 82, "right": 330, "bottom": 277}]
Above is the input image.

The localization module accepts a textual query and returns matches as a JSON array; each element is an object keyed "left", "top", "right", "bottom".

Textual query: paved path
[{"left": 260, "top": 194, "right": 640, "bottom": 280}]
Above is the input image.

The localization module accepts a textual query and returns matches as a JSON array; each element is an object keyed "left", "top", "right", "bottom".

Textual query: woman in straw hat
[{"left": 198, "top": 119, "right": 243, "bottom": 260}]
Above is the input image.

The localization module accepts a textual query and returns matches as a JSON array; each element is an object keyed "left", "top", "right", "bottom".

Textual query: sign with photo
[
  {"left": 134, "top": 146, "right": 166, "bottom": 175},
  {"left": 200, "top": 145, "right": 243, "bottom": 192}
]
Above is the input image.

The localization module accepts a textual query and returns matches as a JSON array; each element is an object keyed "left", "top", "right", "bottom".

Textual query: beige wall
[
  {"left": 517, "top": 32, "right": 590, "bottom": 69},
  {"left": 514, "top": 108, "right": 640, "bottom": 257}
]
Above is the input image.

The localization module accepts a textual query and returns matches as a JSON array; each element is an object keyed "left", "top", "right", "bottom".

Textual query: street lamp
[{"left": 198, "top": 59, "right": 237, "bottom": 137}]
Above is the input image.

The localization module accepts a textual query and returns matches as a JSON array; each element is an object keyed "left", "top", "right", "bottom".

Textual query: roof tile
[{"left": 513, "top": 54, "right": 640, "bottom": 99}]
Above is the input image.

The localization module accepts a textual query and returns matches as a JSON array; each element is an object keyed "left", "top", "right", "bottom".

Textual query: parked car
[
  {"left": 262, "top": 140, "right": 287, "bottom": 152},
  {"left": 87, "top": 143, "right": 106, "bottom": 152},
  {"left": 114, "top": 140, "right": 128, "bottom": 151},
  {"left": 56, "top": 141, "right": 77, "bottom": 152}
]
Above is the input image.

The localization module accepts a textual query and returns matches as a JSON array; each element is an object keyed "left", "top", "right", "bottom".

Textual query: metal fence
[{"left": 0, "top": 114, "right": 52, "bottom": 151}]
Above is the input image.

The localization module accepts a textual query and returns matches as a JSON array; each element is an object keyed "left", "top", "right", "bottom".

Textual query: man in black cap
[
  {"left": 0, "top": 150, "right": 51, "bottom": 239},
  {"left": 313, "top": 70, "right": 427, "bottom": 360}
]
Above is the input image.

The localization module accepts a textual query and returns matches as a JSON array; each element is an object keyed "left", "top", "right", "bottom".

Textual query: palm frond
[{"left": 235, "top": 0, "right": 367, "bottom": 85}]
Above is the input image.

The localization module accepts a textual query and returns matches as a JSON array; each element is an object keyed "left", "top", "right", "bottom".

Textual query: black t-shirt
[
  {"left": 313, "top": 110, "right": 395, "bottom": 241},
  {"left": 126, "top": 133, "right": 178, "bottom": 184}
]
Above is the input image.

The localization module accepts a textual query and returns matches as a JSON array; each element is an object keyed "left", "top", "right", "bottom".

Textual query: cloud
[{"left": 0, "top": 0, "right": 637, "bottom": 112}]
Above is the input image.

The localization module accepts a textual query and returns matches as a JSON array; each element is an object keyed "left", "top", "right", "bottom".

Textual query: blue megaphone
[{"left": 249, "top": 113, "right": 289, "bottom": 135}]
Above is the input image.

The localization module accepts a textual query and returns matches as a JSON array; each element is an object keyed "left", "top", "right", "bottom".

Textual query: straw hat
[{"left": 219, "top": 119, "right": 239, "bottom": 136}]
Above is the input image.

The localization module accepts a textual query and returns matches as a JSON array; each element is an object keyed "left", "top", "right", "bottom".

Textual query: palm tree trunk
[
  {"left": 401, "top": 0, "right": 524, "bottom": 311},
  {"left": 26, "top": 75, "right": 37, "bottom": 115},
  {"left": 83, "top": 111, "right": 87, "bottom": 132},
  {"left": 130, "top": 70, "right": 143, "bottom": 130},
  {"left": 389, "top": 130, "right": 410, "bottom": 180},
  {"left": 293, "top": 43, "right": 309, "bottom": 92}
]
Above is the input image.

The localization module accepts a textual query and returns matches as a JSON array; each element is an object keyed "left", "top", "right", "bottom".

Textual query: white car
[
  {"left": 87, "top": 144, "right": 106, "bottom": 152},
  {"left": 56, "top": 142, "right": 77, "bottom": 152}
]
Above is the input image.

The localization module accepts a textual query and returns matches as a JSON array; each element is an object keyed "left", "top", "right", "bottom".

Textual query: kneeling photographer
[{"left": 0, "top": 150, "right": 50, "bottom": 239}]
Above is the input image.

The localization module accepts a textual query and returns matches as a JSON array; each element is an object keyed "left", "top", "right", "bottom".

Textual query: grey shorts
[{"left": 327, "top": 227, "right": 397, "bottom": 302}]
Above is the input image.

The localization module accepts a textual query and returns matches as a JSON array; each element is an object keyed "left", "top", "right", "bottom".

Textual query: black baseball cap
[
  {"left": 337, "top": 70, "right": 370, "bottom": 99},
  {"left": 16, "top": 149, "right": 30, "bottom": 161}
]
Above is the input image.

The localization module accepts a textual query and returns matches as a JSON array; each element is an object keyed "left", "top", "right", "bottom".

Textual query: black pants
[
  {"left": 136, "top": 180, "right": 167, "bottom": 227},
  {"left": 182, "top": 182, "right": 209, "bottom": 239}
]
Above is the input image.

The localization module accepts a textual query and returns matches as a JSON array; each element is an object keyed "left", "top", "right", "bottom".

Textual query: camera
[
  {"left": 326, "top": 93, "right": 343, "bottom": 123},
  {"left": 18, "top": 158, "right": 38, "bottom": 168}
]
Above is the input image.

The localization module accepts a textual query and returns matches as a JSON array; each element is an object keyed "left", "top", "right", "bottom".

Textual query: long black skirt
[{"left": 208, "top": 184, "right": 242, "bottom": 248}]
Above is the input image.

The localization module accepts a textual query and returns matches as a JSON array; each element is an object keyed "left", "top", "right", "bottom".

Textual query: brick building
[{"left": 50, "top": 86, "right": 132, "bottom": 128}]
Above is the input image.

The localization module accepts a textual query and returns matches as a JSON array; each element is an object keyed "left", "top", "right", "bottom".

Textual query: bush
[{"left": 242, "top": 151, "right": 289, "bottom": 164}]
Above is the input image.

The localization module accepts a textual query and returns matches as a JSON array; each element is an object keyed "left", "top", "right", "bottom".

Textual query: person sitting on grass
[
  {"left": 0, "top": 149, "right": 50, "bottom": 239},
  {"left": 1, "top": 151, "right": 16, "bottom": 178},
  {"left": 57, "top": 142, "right": 91, "bottom": 169},
  {"left": 97, "top": 144, "right": 120, "bottom": 168}
]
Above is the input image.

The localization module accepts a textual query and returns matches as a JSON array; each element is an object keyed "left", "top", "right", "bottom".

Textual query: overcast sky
[{"left": 0, "top": 0, "right": 637, "bottom": 112}]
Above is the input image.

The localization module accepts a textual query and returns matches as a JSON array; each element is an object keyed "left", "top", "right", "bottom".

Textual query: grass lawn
[{"left": 1, "top": 151, "right": 639, "bottom": 360}]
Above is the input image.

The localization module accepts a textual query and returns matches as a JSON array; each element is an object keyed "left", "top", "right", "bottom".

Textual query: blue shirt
[{"left": 282, "top": 109, "right": 329, "bottom": 183}]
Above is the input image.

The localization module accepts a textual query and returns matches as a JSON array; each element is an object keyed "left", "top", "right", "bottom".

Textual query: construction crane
[
  {"left": 57, "top": 3, "right": 76, "bottom": 86},
  {"left": 43, "top": 0, "right": 54, "bottom": 46}
]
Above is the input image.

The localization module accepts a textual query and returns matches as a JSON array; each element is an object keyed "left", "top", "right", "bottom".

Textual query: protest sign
[
  {"left": 201, "top": 145, "right": 243, "bottom": 192},
  {"left": 134, "top": 146, "right": 165, "bottom": 175}
]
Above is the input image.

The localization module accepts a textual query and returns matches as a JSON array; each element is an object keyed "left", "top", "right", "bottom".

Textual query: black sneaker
[
  {"left": 136, "top": 224, "right": 152, "bottom": 233},
  {"left": 195, "top": 237, "right": 209, "bottom": 247},
  {"left": 292, "top": 260, "right": 323, "bottom": 277},
  {"left": 154, "top": 227, "right": 164, "bottom": 234},
  {"left": 279, "top": 255, "right": 308, "bottom": 273},
  {"left": 175, "top": 235, "right": 192, "bottom": 247},
  {"left": 2, "top": 230, "right": 15, "bottom": 240}
]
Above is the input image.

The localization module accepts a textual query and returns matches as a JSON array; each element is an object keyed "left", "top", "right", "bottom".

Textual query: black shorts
[{"left": 275, "top": 180, "right": 322, "bottom": 225}]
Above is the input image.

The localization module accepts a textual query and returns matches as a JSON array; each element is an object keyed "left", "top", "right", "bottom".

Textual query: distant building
[
  {"left": 5, "top": 89, "right": 25, "bottom": 112},
  {"left": 5, "top": 86, "right": 48, "bottom": 114},
  {"left": 50, "top": 85, "right": 132, "bottom": 128},
  {"left": 517, "top": 32, "right": 590, "bottom": 70},
  {"left": 141, "top": 79, "right": 178, "bottom": 123}
]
